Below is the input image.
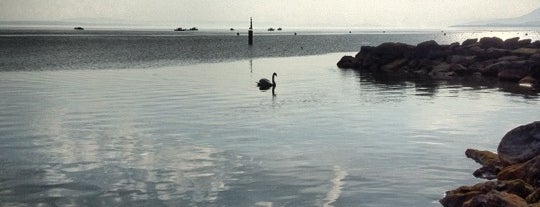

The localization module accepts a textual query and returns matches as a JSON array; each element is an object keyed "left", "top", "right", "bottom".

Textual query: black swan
[{"left": 257, "top": 72, "right": 277, "bottom": 90}]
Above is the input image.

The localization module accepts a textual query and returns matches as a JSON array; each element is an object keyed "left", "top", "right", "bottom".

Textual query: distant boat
[
  {"left": 277, "top": 27, "right": 282, "bottom": 31},
  {"left": 268, "top": 28, "right": 275, "bottom": 31},
  {"left": 174, "top": 27, "right": 198, "bottom": 31},
  {"left": 74, "top": 27, "right": 84, "bottom": 30},
  {"left": 230, "top": 28, "right": 235, "bottom": 31}
]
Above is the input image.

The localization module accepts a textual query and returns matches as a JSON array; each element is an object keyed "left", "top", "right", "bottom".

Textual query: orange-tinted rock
[
  {"left": 498, "top": 179, "right": 535, "bottom": 199},
  {"left": 466, "top": 149, "right": 503, "bottom": 168},
  {"left": 498, "top": 154, "right": 540, "bottom": 187},
  {"left": 440, "top": 182, "right": 498, "bottom": 207},
  {"left": 462, "top": 190, "right": 528, "bottom": 207},
  {"left": 526, "top": 188, "right": 540, "bottom": 203},
  {"left": 440, "top": 180, "right": 534, "bottom": 207},
  {"left": 466, "top": 149, "right": 504, "bottom": 179}
]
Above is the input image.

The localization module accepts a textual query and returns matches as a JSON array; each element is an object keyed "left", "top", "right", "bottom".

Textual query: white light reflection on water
[{"left": 0, "top": 53, "right": 539, "bottom": 206}]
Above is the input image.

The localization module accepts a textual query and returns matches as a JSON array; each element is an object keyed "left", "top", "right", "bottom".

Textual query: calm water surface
[{"left": 0, "top": 29, "right": 539, "bottom": 206}]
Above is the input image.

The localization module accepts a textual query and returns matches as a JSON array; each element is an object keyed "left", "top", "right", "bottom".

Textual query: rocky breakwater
[
  {"left": 337, "top": 37, "right": 540, "bottom": 88},
  {"left": 440, "top": 121, "right": 540, "bottom": 207}
]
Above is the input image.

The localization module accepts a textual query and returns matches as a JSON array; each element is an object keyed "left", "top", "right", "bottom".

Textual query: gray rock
[
  {"left": 481, "top": 48, "right": 510, "bottom": 59},
  {"left": 451, "top": 64, "right": 475, "bottom": 76},
  {"left": 372, "top": 42, "right": 414, "bottom": 60},
  {"left": 498, "top": 68, "right": 528, "bottom": 82},
  {"left": 463, "top": 38, "right": 478, "bottom": 46},
  {"left": 497, "top": 56, "right": 522, "bottom": 62},
  {"left": 415, "top": 40, "right": 441, "bottom": 58},
  {"left": 481, "top": 61, "right": 510, "bottom": 77},
  {"left": 519, "top": 76, "right": 537, "bottom": 88},
  {"left": 448, "top": 55, "right": 476, "bottom": 65},
  {"left": 497, "top": 121, "right": 540, "bottom": 165},
  {"left": 532, "top": 40, "right": 540, "bottom": 48},
  {"left": 381, "top": 58, "right": 408, "bottom": 72},
  {"left": 429, "top": 62, "right": 455, "bottom": 79},
  {"left": 479, "top": 37, "right": 504, "bottom": 49},
  {"left": 469, "top": 46, "right": 485, "bottom": 55},
  {"left": 449, "top": 42, "right": 460, "bottom": 50},
  {"left": 504, "top": 37, "right": 520, "bottom": 50},
  {"left": 518, "top": 39, "right": 532, "bottom": 47},
  {"left": 530, "top": 54, "right": 540, "bottom": 62},
  {"left": 512, "top": 48, "right": 540, "bottom": 56},
  {"left": 337, "top": 56, "right": 360, "bottom": 69}
]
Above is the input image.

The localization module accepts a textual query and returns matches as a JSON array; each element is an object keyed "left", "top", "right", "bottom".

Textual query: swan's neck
[{"left": 272, "top": 75, "right": 276, "bottom": 86}]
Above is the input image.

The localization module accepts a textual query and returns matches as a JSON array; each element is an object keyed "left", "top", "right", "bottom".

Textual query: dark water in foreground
[{"left": 0, "top": 29, "right": 539, "bottom": 206}]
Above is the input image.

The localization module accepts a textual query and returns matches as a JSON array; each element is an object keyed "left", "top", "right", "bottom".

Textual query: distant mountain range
[{"left": 452, "top": 7, "right": 540, "bottom": 27}]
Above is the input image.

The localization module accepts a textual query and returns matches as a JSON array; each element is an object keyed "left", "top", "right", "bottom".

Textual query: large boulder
[
  {"left": 498, "top": 154, "right": 540, "bottom": 187},
  {"left": 504, "top": 37, "right": 520, "bottom": 50},
  {"left": 440, "top": 182, "right": 497, "bottom": 207},
  {"left": 415, "top": 40, "right": 442, "bottom": 58},
  {"left": 429, "top": 62, "right": 455, "bottom": 79},
  {"left": 463, "top": 190, "right": 528, "bottom": 207},
  {"left": 519, "top": 76, "right": 537, "bottom": 88},
  {"left": 497, "top": 121, "right": 540, "bottom": 165},
  {"left": 355, "top": 45, "right": 375, "bottom": 59},
  {"left": 479, "top": 48, "right": 510, "bottom": 59},
  {"left": 451, "top": 64, "right": 476, "bottom": 76},
  {"left": 381, "top": 58, "right": 408, "bottom": 72},
  {"left": 530, "top": 54, "right": 540, "bottom": 62},
  {"left": 372, "top": 42, "right": 414, "bottom": 61},
  {"left": 463, "top": 38, "right": 478, "bottom": 47},
  {"left": 465, "top": 149, "right": 504, "bottom": 179},
  {"left": 337, "top": 56, "right": 360, "bottom": 69},
  {"left": 512, "top": 48, "right": 540, "bottom": 56},
  {"left": 533, "top": 40, "right": 540, "bottom": 48},
  {"left": 518, "top": 39, "right": 532, "bottom": 47},
  {"left": 465, "top": 149, "right": 503, "bottom": 168},
  {"left": 479, "top": 37, "right": 504, "bottom": 49},
  {"left": 440, "top": 181, "right": 533, "bottom": 207},
  {"left": 527, "top": 189, "right": 540, "bottom": 203},
  {"left": 498, "top": 68, "right": 529, "bottom": 82},
  {"left": 480, "top": 61, "right": 510, "bottom": 77},
  {"left": 468, "top": 46, "right": 485, "bottom": 56},
  {"left": 498, "top": 56, "right": 523, "bottom": 62},
  {"left": 448, "top": 55, "right": 476, "bottom": 65}
]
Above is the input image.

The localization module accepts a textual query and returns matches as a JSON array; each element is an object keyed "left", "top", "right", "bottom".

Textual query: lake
[{"left": 0, "top": 28, "right": 539, "bottom": 207}]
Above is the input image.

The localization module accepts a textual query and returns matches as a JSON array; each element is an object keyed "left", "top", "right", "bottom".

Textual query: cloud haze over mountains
[
  {"left": 454, "top": 7, "right": 540, "bottom": 27},
  {"left": 1, "top": 0, "right": 540, "bottom": 28}
]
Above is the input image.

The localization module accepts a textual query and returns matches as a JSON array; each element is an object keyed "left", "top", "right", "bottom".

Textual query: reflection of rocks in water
[{"left": 347, "top": 69, "right": 538, "bottom": 99}]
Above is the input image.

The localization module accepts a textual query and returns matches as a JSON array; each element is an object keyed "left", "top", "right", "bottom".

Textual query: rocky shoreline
[
  {"left": 439, "top": 121, "right": 540, "bottom": 207},
  {"left": 337, "top": 37, "right": 540, "bottom": 89}
]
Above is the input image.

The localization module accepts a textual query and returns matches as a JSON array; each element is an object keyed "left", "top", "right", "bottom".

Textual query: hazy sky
[{"left": 1, "top": 0, "right": 540, "bottom": 27}]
